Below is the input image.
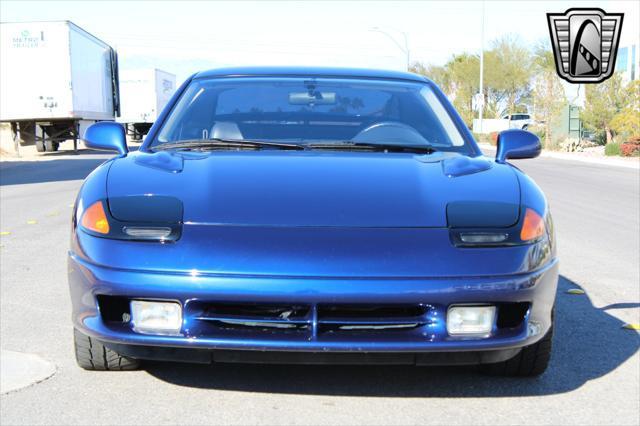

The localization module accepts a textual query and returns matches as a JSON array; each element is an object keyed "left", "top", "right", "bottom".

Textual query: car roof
[{"left": 193, "top": 66, "right": 430, "bottom": 84}]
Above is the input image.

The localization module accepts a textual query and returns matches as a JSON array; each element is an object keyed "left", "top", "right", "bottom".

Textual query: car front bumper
[{"left": 69, "top": 253, "right": 558, "bottom": 364}]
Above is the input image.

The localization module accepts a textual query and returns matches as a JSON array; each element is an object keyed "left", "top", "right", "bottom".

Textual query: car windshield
[{"left": 152, "top": 77, "right": 469, "bottom": 152}]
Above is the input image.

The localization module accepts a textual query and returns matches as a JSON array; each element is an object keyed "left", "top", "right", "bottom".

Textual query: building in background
[
  {"left": 616, "top": 44, "right": 638, "bottom": 82},
  {"left": 613, "top": 0, "right": 640, "bottom": 82}
]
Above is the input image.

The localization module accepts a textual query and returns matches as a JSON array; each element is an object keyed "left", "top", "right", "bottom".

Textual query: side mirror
[
  {"left": 83, "top": 122, "right": 128, "bottom": 155},
  {"left": 495, "top": 129, "right": 540, "bottom": 163}
]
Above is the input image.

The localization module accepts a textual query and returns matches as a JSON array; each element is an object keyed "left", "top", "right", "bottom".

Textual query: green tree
[
  {"left": 410, "top": 62, "right": 449, "bottom": 91},
  {"left": 412, "top": 54, "right": 479, "bottom": 126},
  {"left": 447, "top": 53, "right": 480, "bottom": 125},
  {"left": 484, "top": 36, "right": 533, "bottom": 116},
  {"left": 411, "top": 35, "right": 534, "bottom": 126},
  {"left": 610, "top": 80, "right": 640, "bottom": 141},
  {"left": 531, "top": 46, "right": 566, "bottom": 148},
  {"left": 581, "top": 73, "right": 626, "bottom": 144}
]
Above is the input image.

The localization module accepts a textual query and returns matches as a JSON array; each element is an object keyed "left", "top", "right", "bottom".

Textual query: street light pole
[{"left": 370, "top": 27, "right": 410, "bottom": 70}]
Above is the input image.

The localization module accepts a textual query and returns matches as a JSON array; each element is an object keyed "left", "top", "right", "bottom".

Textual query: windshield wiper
[
  {"left": 152, "top": 138, "right": 305, "bottom": 151},
  {"left": 306, "top": 141, "right": 437, "bottom": 154}
]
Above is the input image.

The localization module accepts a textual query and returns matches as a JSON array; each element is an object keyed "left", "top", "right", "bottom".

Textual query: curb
[
  {"left": 478, "top": 143, "right": 640, "bottom": 170},
  {"left": 0, "top": 350, "right": 56, "bottom": 395}
]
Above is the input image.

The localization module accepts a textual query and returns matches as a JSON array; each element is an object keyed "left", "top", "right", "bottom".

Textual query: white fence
[{"left": 472, "top": 119, "right": 510, "bottom": 134}]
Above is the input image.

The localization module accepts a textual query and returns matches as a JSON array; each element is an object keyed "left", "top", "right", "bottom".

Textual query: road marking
[
  {"left": 566, "top": 288, "right": 586, "bottom": 295},
  {"left": 46, "top": 211, "right": 60, "bottom": 217},
  {"left": 622, "top": 323, "right": 640, "bottom": 331},
  {"left": 0, "top": 231, "right": 10, "bottom": 236},
  {"left": 26, "top": 220, "right": 37, "bottom": 225}
]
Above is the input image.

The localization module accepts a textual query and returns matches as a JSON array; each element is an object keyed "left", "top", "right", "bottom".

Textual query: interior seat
[{"left": 210, "top": 121, "right": 243, "bottom": 140}]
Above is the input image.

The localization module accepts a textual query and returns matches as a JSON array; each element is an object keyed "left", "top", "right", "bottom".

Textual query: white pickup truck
[{"left": 502, "top": 113, "right": 533, "bottom": 130}]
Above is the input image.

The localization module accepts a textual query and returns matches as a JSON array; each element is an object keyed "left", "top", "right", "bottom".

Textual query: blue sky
[{"left": 2, "top": 0, "right": 638, "bottom": 84}]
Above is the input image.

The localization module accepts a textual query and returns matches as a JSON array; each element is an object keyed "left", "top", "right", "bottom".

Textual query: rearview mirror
[
  {"left": 83, "top": 122, "right": 128, "bottom": 155},
  {"left": 495, "top": 129, "right": 540, "bottom": 163},
  {"left": 289, "top": 91, "right": 336, "bottom": 105}
]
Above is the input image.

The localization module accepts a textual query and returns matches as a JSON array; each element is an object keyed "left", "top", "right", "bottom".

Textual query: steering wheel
[{"left": 352, "top": 121, "right": 430, "bottom": 145}]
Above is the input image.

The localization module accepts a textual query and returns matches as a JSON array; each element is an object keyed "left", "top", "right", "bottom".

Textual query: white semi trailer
[
  {"left": 117, "top": 69, "right": 176, "bottom": 141},
  {"left": 0, "top": 21, "right": 119, "bottom": 153}
]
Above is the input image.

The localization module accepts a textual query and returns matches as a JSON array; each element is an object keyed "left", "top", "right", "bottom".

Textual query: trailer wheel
[
  {"left": 45, "top": 141, "right": 60, "bottom": 152},
  {"left": 35, "top": 140, "right": 46, "bottom": 152}
]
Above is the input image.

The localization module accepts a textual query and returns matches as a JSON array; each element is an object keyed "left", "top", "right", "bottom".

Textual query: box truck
[
  {"left": 0, "top": 21, "right": 119, "bottom": 153},
  {"left": 117, "top": 69, "right": 176, "bottom": 141}
]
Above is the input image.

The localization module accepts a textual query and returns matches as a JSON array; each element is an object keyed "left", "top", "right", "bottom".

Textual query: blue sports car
[{"left": 70, "top": 67, "right": 558, "bottom": 376}]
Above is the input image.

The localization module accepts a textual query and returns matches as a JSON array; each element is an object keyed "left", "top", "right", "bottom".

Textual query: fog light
[
  {"left": 447, "top": 305, "right": 496, "bottom": 336},
  {"left": 130, "top": 300, "right": 182, "bottom": 335},
  {"left": 123, "top": 227, "right": 172, "bottom": 240},
  {"left": 528, "top": 320, "right": 542, "bottom": 337},
  {"left": 459, "top": 233, "right": 508, "bottom": 244}
]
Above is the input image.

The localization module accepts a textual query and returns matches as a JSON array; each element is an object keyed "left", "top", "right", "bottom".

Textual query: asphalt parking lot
[{"left": 0, "top": 149, "right": 638, "bottom": 425}]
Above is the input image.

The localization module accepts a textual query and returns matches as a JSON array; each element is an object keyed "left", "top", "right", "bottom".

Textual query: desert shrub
[
  {"left": 621, "top": 143, "right": 639, "bottom": 156},
  {"left": 621, "top": 139, "right": 640, "bottom": 157},
  {"left": 604, "top": 142, "right": 621, "bottom": 156},
  {"left": 472, "top": 132, "right": 492, "bottom": 145},
  {"left": 593, "top": 131, "right": 608, "bottom": 146},
  {"left": 490, "top": 132, "right": 499, "bottom": 146}
]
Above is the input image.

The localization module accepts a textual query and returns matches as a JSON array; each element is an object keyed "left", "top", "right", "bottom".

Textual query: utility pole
[{"left": 478, "top": 0, "right": 485, "bottom": 133}]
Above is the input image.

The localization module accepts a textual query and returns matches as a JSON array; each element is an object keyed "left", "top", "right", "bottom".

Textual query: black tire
[
  {"left": 480, "top": 323, "right": 553, "bottom": 377},
  {"left": 44, "top": 140, "right": 59, "bottom": 152},
  {"left": 522, "top": 124, "right": 529, "bottom": 130},
  {"left": 74, "top": 329, "right": 140, "bottom": 371},
  {"left": 35, "top": 140, "right": 46, "bottom": 152}
]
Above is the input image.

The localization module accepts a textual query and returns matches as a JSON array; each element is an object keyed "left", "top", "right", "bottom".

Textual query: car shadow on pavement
[
  {"left": 0, "top": 156, "right": 109, "bottom": 186},
  {"left": 145, "top": 275, "right": 640, "bottom": 397}
]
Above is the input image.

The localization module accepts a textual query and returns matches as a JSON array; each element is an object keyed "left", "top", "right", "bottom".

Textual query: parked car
[
  {"left": 502, "top": 113, "right": 533, "bottom": 130},
  {"left": 70, "top": 67, "right": 558, "bottom": 376},
  {"left": 581, "top": 130, "right": 598, "bottom": 146}
]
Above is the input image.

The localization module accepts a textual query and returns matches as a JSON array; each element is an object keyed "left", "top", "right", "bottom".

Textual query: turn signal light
[
  {"left": 81, "top": 201, "right": 110, "bottom": 234},
  {"left": 520, "top": 208, "right": 545, "bottom": 241}
]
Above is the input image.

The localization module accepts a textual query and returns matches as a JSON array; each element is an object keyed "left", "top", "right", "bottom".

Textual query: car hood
[{"left": 106, "top": 150, "right": 520, "bottom": 228}]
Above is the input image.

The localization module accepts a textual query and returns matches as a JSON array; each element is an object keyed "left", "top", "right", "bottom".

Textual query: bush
[
  {"left": 489, "top": 132, "right": 499, "bottom": 146},
  {"left": 621, "top": 141, "right": 640, "bottom": 157},
  {"left": 471, "top": 132, "right": 492, "bottom": 145},
  {"left": 604, "top": 142, "right": 621, "bottom": 156},
  {"left": 594, "top": 131, "right": 607, "bottom": 146}
]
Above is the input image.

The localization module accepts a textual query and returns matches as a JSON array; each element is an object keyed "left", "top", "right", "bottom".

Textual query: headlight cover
[
  {"left": 449, "top": 207, "right": 547, "bottom": 247},
  {"left": 77, "top": 196, "right": 183, "bottom": 242}
]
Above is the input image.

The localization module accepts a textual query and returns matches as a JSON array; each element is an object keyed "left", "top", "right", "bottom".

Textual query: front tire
[
  {"left": 480, "top": 323, "right": 553, "bottom": 377},
  {"left": 74, "top": 329, "right": 140, "bottom": 371}
]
